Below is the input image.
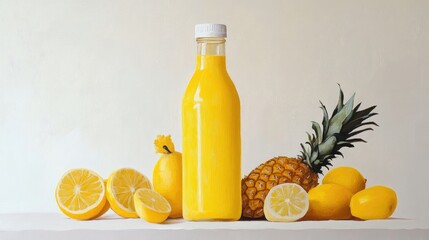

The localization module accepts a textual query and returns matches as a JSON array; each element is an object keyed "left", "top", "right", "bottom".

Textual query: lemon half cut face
[
  {"left": 55, "top": 168, "right": 106, "bottom": 220},
  {"left": 106, "top": 168, "right": 151, "bottom": 218},
  {"left": 264, "top": 183, "right": 309, "bottom": 222}
]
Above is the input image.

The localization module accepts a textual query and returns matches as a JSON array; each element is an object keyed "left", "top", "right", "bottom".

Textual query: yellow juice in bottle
[{"left": 182, "top": 24, "right": 241, "bottom": 220}]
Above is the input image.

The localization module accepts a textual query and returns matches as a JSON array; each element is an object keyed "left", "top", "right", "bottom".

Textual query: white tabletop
[{"left": 1, "top": 213, "right": 428, "bottom": 240}]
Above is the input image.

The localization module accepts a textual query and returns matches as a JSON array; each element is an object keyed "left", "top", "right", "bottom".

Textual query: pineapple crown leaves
[
  {"left": 154, "top": 135, "right": 175, "bottom": 154},
  {"left": 298, "top": 85, "right": 378, "bottom": 174}
]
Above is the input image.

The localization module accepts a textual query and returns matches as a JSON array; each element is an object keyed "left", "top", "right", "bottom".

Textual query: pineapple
[{"left": 242, "top": 86, "right": 378, "bottom": 218}]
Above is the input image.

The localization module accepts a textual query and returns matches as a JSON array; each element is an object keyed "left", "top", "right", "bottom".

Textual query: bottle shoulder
[{"left": 182, "top": 70, "right": 240, "bottom": 105}]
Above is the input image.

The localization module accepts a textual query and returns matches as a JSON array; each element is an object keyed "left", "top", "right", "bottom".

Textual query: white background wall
[{"left": 1, "top": 0, "right": 428, "bottom": 219}]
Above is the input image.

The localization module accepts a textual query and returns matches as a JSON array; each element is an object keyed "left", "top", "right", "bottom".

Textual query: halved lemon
[
  {"left": 91, "top": 179, "right": 110, "bottom": 219},
  {"left": 133, "top": 188, "right": 171, "bottom": 223},
  {"left": 106, "top": 168, "right": 151, "bottom": 218},
  {"left": 263, "top": 183, "right": 309, "bottom": 222},
  {"left": 55, "top": 168, "right": 106, "bottom": 220}
]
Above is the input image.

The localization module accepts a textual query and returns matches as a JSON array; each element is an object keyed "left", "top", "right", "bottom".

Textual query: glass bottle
[{"left": 182, "top": 24, "right": 241, "bottom": 221}]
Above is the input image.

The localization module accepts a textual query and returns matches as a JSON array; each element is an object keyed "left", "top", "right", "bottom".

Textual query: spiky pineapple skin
[{"left": 242, "top": 156, "right": 319, "bottom": 219}]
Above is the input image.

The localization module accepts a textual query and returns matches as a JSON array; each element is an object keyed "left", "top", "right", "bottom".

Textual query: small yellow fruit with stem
[{"left": 153, "top": 135, "right": 182, "bottom": 218}]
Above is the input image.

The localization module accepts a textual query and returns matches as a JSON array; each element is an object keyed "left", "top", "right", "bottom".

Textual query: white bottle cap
[{"left": 195, "top": 24, "right": 227, "bottom": 38}]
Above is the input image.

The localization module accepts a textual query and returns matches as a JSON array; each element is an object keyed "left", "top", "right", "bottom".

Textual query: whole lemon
[
  {"left": 350, "top": 186, "right": 397, "bottom": 220},
  {"left": 322, "top": 166, "right": 366, "bottom": 194},
  {"left": 153, "top": 135, "right": 182, "bottom": 219},
  {"left": 304, "top": 184, "right": 353, "bottom": 220}
]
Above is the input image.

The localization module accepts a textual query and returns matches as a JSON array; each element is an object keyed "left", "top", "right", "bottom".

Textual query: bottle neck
[{"left": 196, "top": 37, "right": 226, "bottom": 70}]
